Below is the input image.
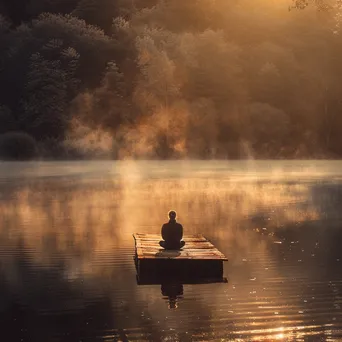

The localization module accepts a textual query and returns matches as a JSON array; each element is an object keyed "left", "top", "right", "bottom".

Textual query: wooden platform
[{"left": 133, "top": 233, "right": 228, "bottom": 282}]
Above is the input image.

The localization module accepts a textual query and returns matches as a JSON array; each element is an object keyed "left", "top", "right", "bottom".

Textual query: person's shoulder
[{"left": 176, "top": 222, "right": 183, "bottom": 228}]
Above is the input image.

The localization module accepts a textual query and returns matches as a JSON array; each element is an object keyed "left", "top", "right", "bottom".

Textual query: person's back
[{"left": 159, "top": 210, "right": 185, "bottom": 250}]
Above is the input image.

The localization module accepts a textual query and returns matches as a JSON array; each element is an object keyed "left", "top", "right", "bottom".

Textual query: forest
[{"left": 0, "top": 0, "right": 342, "bottom": 160}]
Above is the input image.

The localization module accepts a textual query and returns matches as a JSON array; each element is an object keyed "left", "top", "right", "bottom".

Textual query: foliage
[
  {"left": 72, "top": 0, "right": 135, "bottom": 33},
  {"left": 0, "top": 14, "right": 11, "bottom": 32},
  {"left": 242, "top": 103, "right": 290, "bottom": 157},
  {"left": 20, "top": 52, "right": 71, "bottom": 140},
  {"left": 0, "top": 105, "right": 16, "bottom": 134},
  {"left": 0, "top": 131, "right": 37, "bottom": 160},
  {"left": 1, "top": 0, "right": 342, "bottom": 159},
  {"left": 27, "top": 0, "right": 80, "bottom": 18}
]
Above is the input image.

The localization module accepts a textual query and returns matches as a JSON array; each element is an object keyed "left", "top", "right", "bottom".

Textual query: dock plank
[
  {"left": 140, "top": 249, "right": 226, "bottom": 256},
  {"left": 138, "top": 246, "right": 225, "bottom": 254},
  {"left": 135, "top": 236, "right": 207, "bottom": 243},
  {"left": 134, "top": 233, "right": 205, "bottom": 239},
  {"left": 140, "top": 254, "right": 226, "bottom": 260},
  {"left": 135, "top": 241, "right": 214, "bottom": 249},
  {"left": 133, "top": 233, "right": 228, "bottom": 261}
]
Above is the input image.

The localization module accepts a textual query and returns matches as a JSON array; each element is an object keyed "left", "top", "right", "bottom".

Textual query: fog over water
[{"left": 0, "top": 160, "right": 342, "bottom": 341}]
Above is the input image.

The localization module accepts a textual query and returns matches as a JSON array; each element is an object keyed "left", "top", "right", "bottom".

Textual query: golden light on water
[
  {"left": 0, "top": 161, "right": 341, "bottom": 340},
  {"left": 275, "top": 327, "right": 285, "bottom": 340},
  {"left": 0, "top": 163, "right": 322, "bottom": 271}
]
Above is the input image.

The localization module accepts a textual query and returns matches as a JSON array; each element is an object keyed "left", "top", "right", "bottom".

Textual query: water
[{"left": 0, "top": 160, "right": 341, "bottom": 341}]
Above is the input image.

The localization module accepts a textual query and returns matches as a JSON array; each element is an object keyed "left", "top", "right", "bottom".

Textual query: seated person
[{"left": 159, "top": 210, "right": 185, "bottom": 250}]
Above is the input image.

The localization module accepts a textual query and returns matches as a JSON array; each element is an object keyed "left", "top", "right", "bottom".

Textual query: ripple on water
[{"left": 0, "top": 161, "right": 341, "bottom": 341}]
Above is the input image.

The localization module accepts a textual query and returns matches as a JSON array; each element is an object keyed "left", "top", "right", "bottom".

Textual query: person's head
[{"left": 168, "top": 210, "right": 177, "bottom": 220}]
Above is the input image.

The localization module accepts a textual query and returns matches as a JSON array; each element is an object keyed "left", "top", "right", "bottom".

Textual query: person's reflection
[{"left": 161, "top": 282, "right": 183, "bottom": 309}]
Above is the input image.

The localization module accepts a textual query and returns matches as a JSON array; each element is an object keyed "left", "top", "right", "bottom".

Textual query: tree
[
  {"left": 0, "top": 131, "right": 37, "bottom": 160},
  {"left": 242, "top": 103, "right": 290, "bottom": 157},
  {"left": 30, "top": 13, "right": 117, "bottom": 86},
  {"left": 0, "top": 13, "right": 117, "bottom": 120},
  {"left": 72, "top": 61, "right": 132, "bottom": 131},
  {"left": 0, "top": 105, "right": 16, "bottom": 134},
  {"left": 289, "top": 0, "right": 335, "bottom": 11},
  {"left": 20, "top": 52, "right": 71, "bottom": 140},
  {"left": 72, "top": 0, "right": 135, "bottom": 33},
  {"left": 0, "top": 15, "right": 11, "bottom": 74},
  {"left": 0, "top": 0, "right": 30, "bottom": 26},
  {"left": 135, "top": 33, "right": 180, "bottom": 109},
  {"left": 132, "top": 0, "right": 218, "bottom": 32},
  {"left": 27, "top": 0, "right": 79, "bottom": 18},
  {"left": 182, "top": 30, "right": 245, "bottom": 106}
]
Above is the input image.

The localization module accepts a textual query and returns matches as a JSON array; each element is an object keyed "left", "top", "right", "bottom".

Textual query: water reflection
[
  {"left": 0, "top": 161, "right": 341, "bottom": 340},
  {"left": 161, "top": 282, "right": 183, "bottom": 309},
  {"left": 137, "top": 270, "right": 228, "bottom": 311}
]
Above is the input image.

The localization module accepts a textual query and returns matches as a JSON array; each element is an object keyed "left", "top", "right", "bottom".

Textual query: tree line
[{"left": 0, "top": 0, "right": 342, "bottom": 159}]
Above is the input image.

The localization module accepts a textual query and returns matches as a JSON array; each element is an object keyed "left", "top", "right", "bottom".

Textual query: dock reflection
[{"left": 136, "top": 273, "right": 228, "bottom": 309}]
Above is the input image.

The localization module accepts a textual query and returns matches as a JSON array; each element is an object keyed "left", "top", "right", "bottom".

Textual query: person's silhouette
[
  {"left": 161, "top": 282, "right": 183, "bottom": 309},
  {"left": 159, "top": 210, "right": 185, "bottom": 250}
]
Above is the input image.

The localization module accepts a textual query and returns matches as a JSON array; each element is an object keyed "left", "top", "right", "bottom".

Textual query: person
[{"left": 159, "top": 210, "right": 185, "bottom": 250}]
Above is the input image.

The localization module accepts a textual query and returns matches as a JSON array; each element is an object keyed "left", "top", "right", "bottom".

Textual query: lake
[{"left": 0, "top": 160, "right": 341, "bottom": 341}]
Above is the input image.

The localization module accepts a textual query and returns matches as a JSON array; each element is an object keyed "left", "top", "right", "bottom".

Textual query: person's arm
[
  {"left": 161, "top": 224, "right": 167, "bottom": 240},
  {"left": 179, "top": 224, "right": 183, "bottom": 240}
]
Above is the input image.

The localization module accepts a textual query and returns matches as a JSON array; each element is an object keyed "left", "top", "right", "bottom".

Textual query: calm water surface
[{"left": 0, "top": 160, "right": 342, "bottom": 341}]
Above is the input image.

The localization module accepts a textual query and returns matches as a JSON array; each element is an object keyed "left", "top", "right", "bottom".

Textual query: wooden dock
[{"left": 133, "top": 233, "right": 228, "bottom": 282}]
